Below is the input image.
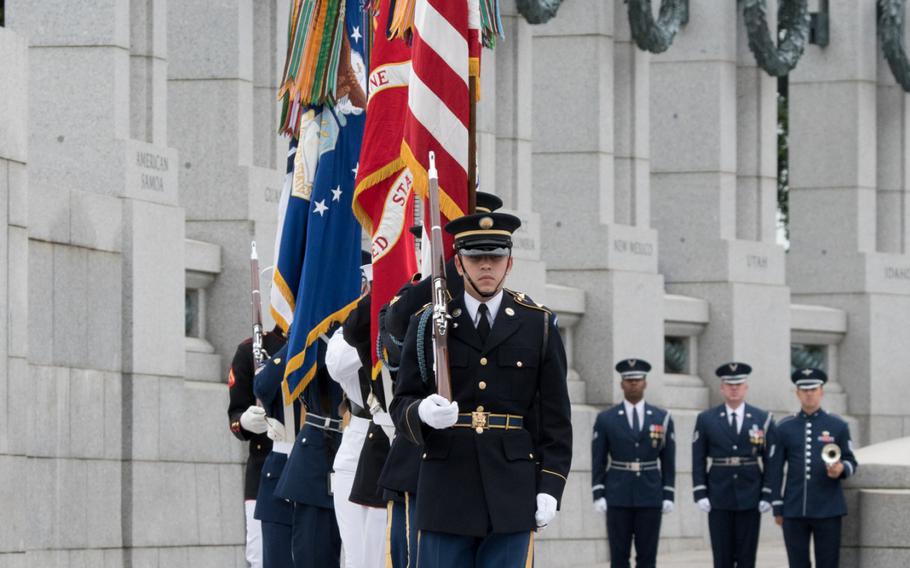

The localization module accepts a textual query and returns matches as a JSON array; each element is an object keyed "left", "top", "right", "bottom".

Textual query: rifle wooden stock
[{"left": 427, "top": 152, "right": 452, "bottom": 400}]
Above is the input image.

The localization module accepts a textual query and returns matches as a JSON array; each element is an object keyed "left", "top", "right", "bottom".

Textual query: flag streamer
[{"left": 278, "top": 0, "right": 355, "bottom": 136}]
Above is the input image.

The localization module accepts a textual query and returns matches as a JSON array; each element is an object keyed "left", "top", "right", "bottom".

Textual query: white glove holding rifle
[{"left": 418, "top": 394, "right": 459, "bottom": 429}]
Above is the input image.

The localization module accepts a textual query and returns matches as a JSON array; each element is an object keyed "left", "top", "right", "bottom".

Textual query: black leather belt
[
  {"left": 453, "top": 412, "right": 523, "bottom": 433},
  {"left": 304, "top": 412, "right": 344, "bottom": 433},
  {"left": 711, "top": 457, "right": 759, "bottom": 466}
]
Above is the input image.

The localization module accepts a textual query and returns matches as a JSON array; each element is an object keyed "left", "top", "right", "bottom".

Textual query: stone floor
[{"left": 570, "top": 546, "right": 789, "bottom": 567}]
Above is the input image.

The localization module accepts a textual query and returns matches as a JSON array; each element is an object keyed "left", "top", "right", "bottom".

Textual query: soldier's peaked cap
[
  {"left": 475, "top": 191, "right": 503, "bottom": 213},
  {"left": 715, "top": 362, "right": 752, "bottom": 384},
  {"left": 791, "top": 367, "right": 827, "bottom": 389},
  {"left": 615, "top": 358, "right": 651, "bottom": 379},
  {"left": 445, "top": 212, "right": 521, "bottom": 257}
]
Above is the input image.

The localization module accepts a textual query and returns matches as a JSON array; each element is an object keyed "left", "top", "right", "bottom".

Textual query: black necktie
[
  {"left": 632, "top": 406, "right": 640, "bottom": 434},
  {"left": 477, "top": 303, "right": 490, "bottom": 343},
  {"left": 730, "top": 412, "right": 738, "bottom": 436}
]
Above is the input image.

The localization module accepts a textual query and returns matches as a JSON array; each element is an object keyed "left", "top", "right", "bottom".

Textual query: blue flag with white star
[{"left": 282, "top": 2, "right": 367, "bottom": 402}]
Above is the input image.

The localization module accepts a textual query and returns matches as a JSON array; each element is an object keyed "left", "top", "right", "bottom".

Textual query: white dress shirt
[
  {"left": 726, "top": 404, "right": 744, "bottom": 434},
  {"left": 463, "top": 290, "right": 503, "bottom": 329},
  {"left": 623, "top": 399, "right": 646, "bottom": 430}
]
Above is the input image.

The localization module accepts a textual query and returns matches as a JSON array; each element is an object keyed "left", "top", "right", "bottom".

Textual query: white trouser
[
  {"left": 244, "top": 499, "right": 263, "bottom": 568},
  {"left": 333, "top": 417, "right": 389, "bottom": 568}
]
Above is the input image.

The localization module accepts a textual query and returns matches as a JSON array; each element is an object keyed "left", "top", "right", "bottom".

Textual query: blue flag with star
[{"left": 282, "top": 2, "right": 367, "bottom": 402}]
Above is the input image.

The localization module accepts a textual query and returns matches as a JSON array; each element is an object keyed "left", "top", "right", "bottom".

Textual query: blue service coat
[
  {"left": 770, "top": 409, "right": 858, "bottom": 519},
  {"left": 691, "top": 404, "right": 777, "bottom": 511},
  {"left": 591, "top": 402, "right": 676, "bottom": 508}
]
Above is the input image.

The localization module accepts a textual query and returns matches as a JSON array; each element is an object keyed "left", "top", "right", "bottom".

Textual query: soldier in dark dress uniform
[
  {"left": 692, "top": 362, "right": 777, "bottom": 568},
  {"left": 590, "top": 359, "right": 676, "bottom": 568},
  {"left": 227, "top": 329, "right": 286, "bottom": 568},
  {"left": 771, "top": 368, "right": 858, "bottom": 568},
  {"left": 390, "top": 211, "right": 572, "bottom": 567},
  {"left": 377, "top": 192, "right": 502, "bottom": 568}
]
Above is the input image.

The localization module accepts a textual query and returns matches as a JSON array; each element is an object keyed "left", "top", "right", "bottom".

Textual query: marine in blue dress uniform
[
  {"left": 390, "top": 211, "right": 573, "bottom": 568},
  {"left": 692, "top": 362, "right": 777, "bottom": 568},
  {"left": 252, "top": 345, "right": 296, "bottom": 568},
  {"left": 591, "top": 359, "right": 676, "bottom": 568},
  {"left": 771, "top": 368, "right": 858, "bottom": 568}
]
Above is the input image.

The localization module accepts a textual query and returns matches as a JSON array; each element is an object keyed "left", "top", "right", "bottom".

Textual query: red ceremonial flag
[
  {"left": 353, "top": 0, "right": 419, "bottom": 374},
  {"left": 400, "top": 0, "right": 474, "bottom": 244}
]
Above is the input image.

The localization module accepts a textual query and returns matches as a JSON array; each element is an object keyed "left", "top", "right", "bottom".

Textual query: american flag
[{"left": 399, "top": 0, "right": 481, "bottom": 235}]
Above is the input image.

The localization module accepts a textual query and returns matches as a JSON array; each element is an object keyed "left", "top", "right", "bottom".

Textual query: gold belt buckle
[
  {"left": 730, "top": 457, "right": 741, "bottom": 466},
  {"left": 630, "top": 462, "right": 641, "bottom": 472},
  {"left": 472, "top": 411, "right": 489, "bottom": 434}
]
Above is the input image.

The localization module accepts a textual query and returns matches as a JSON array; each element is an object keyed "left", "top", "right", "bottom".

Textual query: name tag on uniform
[{"left": 328, "top": 472, "right": 334, "bottom": 496}]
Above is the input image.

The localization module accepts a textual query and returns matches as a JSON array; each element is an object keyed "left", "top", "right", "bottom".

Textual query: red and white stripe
[{"left": 401, "top": 0, "right": 476, "bottom": 225}]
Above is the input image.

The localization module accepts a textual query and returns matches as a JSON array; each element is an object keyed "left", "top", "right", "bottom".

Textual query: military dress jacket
[
  {"left": 227, "top": 332, "right": 285, "bottom": 499},
  {"left": 343, "top": 294, "right": 392, "bottom": 508},
  {"left": 691, "top": 404, "right": 777, "bottom": 511},
  {"left": 390, "top": 290, "right": 573, "bottom": 537},
  {"left": 771, "top": 409, "right": 857, "bottom": 519},
  {"left": 591, "top": 403, "right": 676, "bottom": 509},
  {"left": 251, "top": 345, "right": 294, "bottom": 525},
  {"left": 376, "top": 280, "right": 429, "bottom": 497}
]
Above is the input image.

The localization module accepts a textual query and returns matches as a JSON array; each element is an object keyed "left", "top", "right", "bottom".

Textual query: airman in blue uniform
[
  {"left": 273, "top": 337, "right": 344, "bottom": 568},
  {"left": 771, "top": 368, "right": 858, "bottom": 568},
  {"left": 591, "top": 359, "right": 676, "bottom": 568},
  {"left": 692, "top": 362, "right": 777, "bottom": 568}
]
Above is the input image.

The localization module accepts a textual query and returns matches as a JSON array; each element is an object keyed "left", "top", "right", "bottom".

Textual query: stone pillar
[
  {"left": 532, "top": 0, "right": 664, "bottom": 411},
  {"left": 789, "top": 0, "right": 910, "bottom": 444},
  {"left": 485, "top": 1, "right": 547, "bottom": 300},
  {"left": 168, "top": 0, "right": 287, "bottom": 373},
  {"left": 5, "top": 0, "right": 210, "bottom": 564},
  {"left": 650, "top": 1, "right": 790, "bottom": 412},
  {"left": 0, "top": 25, "right": 30, "bottom": 565}
]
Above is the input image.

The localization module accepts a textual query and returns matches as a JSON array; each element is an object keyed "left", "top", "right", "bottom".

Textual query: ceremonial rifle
[
  {"left": 427, "top": 152, "right": 452, "bottom": 400},
  {"left": 250, "top": 242, "right": 266, "bottom": 373}
]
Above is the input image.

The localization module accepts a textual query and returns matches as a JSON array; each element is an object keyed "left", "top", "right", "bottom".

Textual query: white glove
[
  {"left": 758, "top": 500, "right": 772, "bottom": 514},
  {"left": 535, "top": 493, "right": 558, "bottom": 528},
  {"left": 662, "top": 500, "right": 675, "bottom": 514},
  {"left": 593, "top": 497, "right": 607, "bottom": 514},
  {"left": 417, "top": 394, "right": 459, "bottom": 429},
  {"left": 265, "top": 417, "right": 287, "bottom": 441},
  {"left": 239, "top": 405, "right": 268, "bottom": 434},
  {"left": 697, "top": 497, "right": 712, "bottom": 513}
]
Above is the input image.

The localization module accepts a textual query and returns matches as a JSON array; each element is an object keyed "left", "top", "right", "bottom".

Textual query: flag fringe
[
  {"left": 388, "top": 0, "right": 416, "bottom": 42},
  {"left": 352, "top": 157, "right": 407, "bottom": 232},
  {"left": 401, "top": 140, "right": 466, "bottom": 222},
  {"left": 281, "top": 295, "right": 361, "bottom": 401}
]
